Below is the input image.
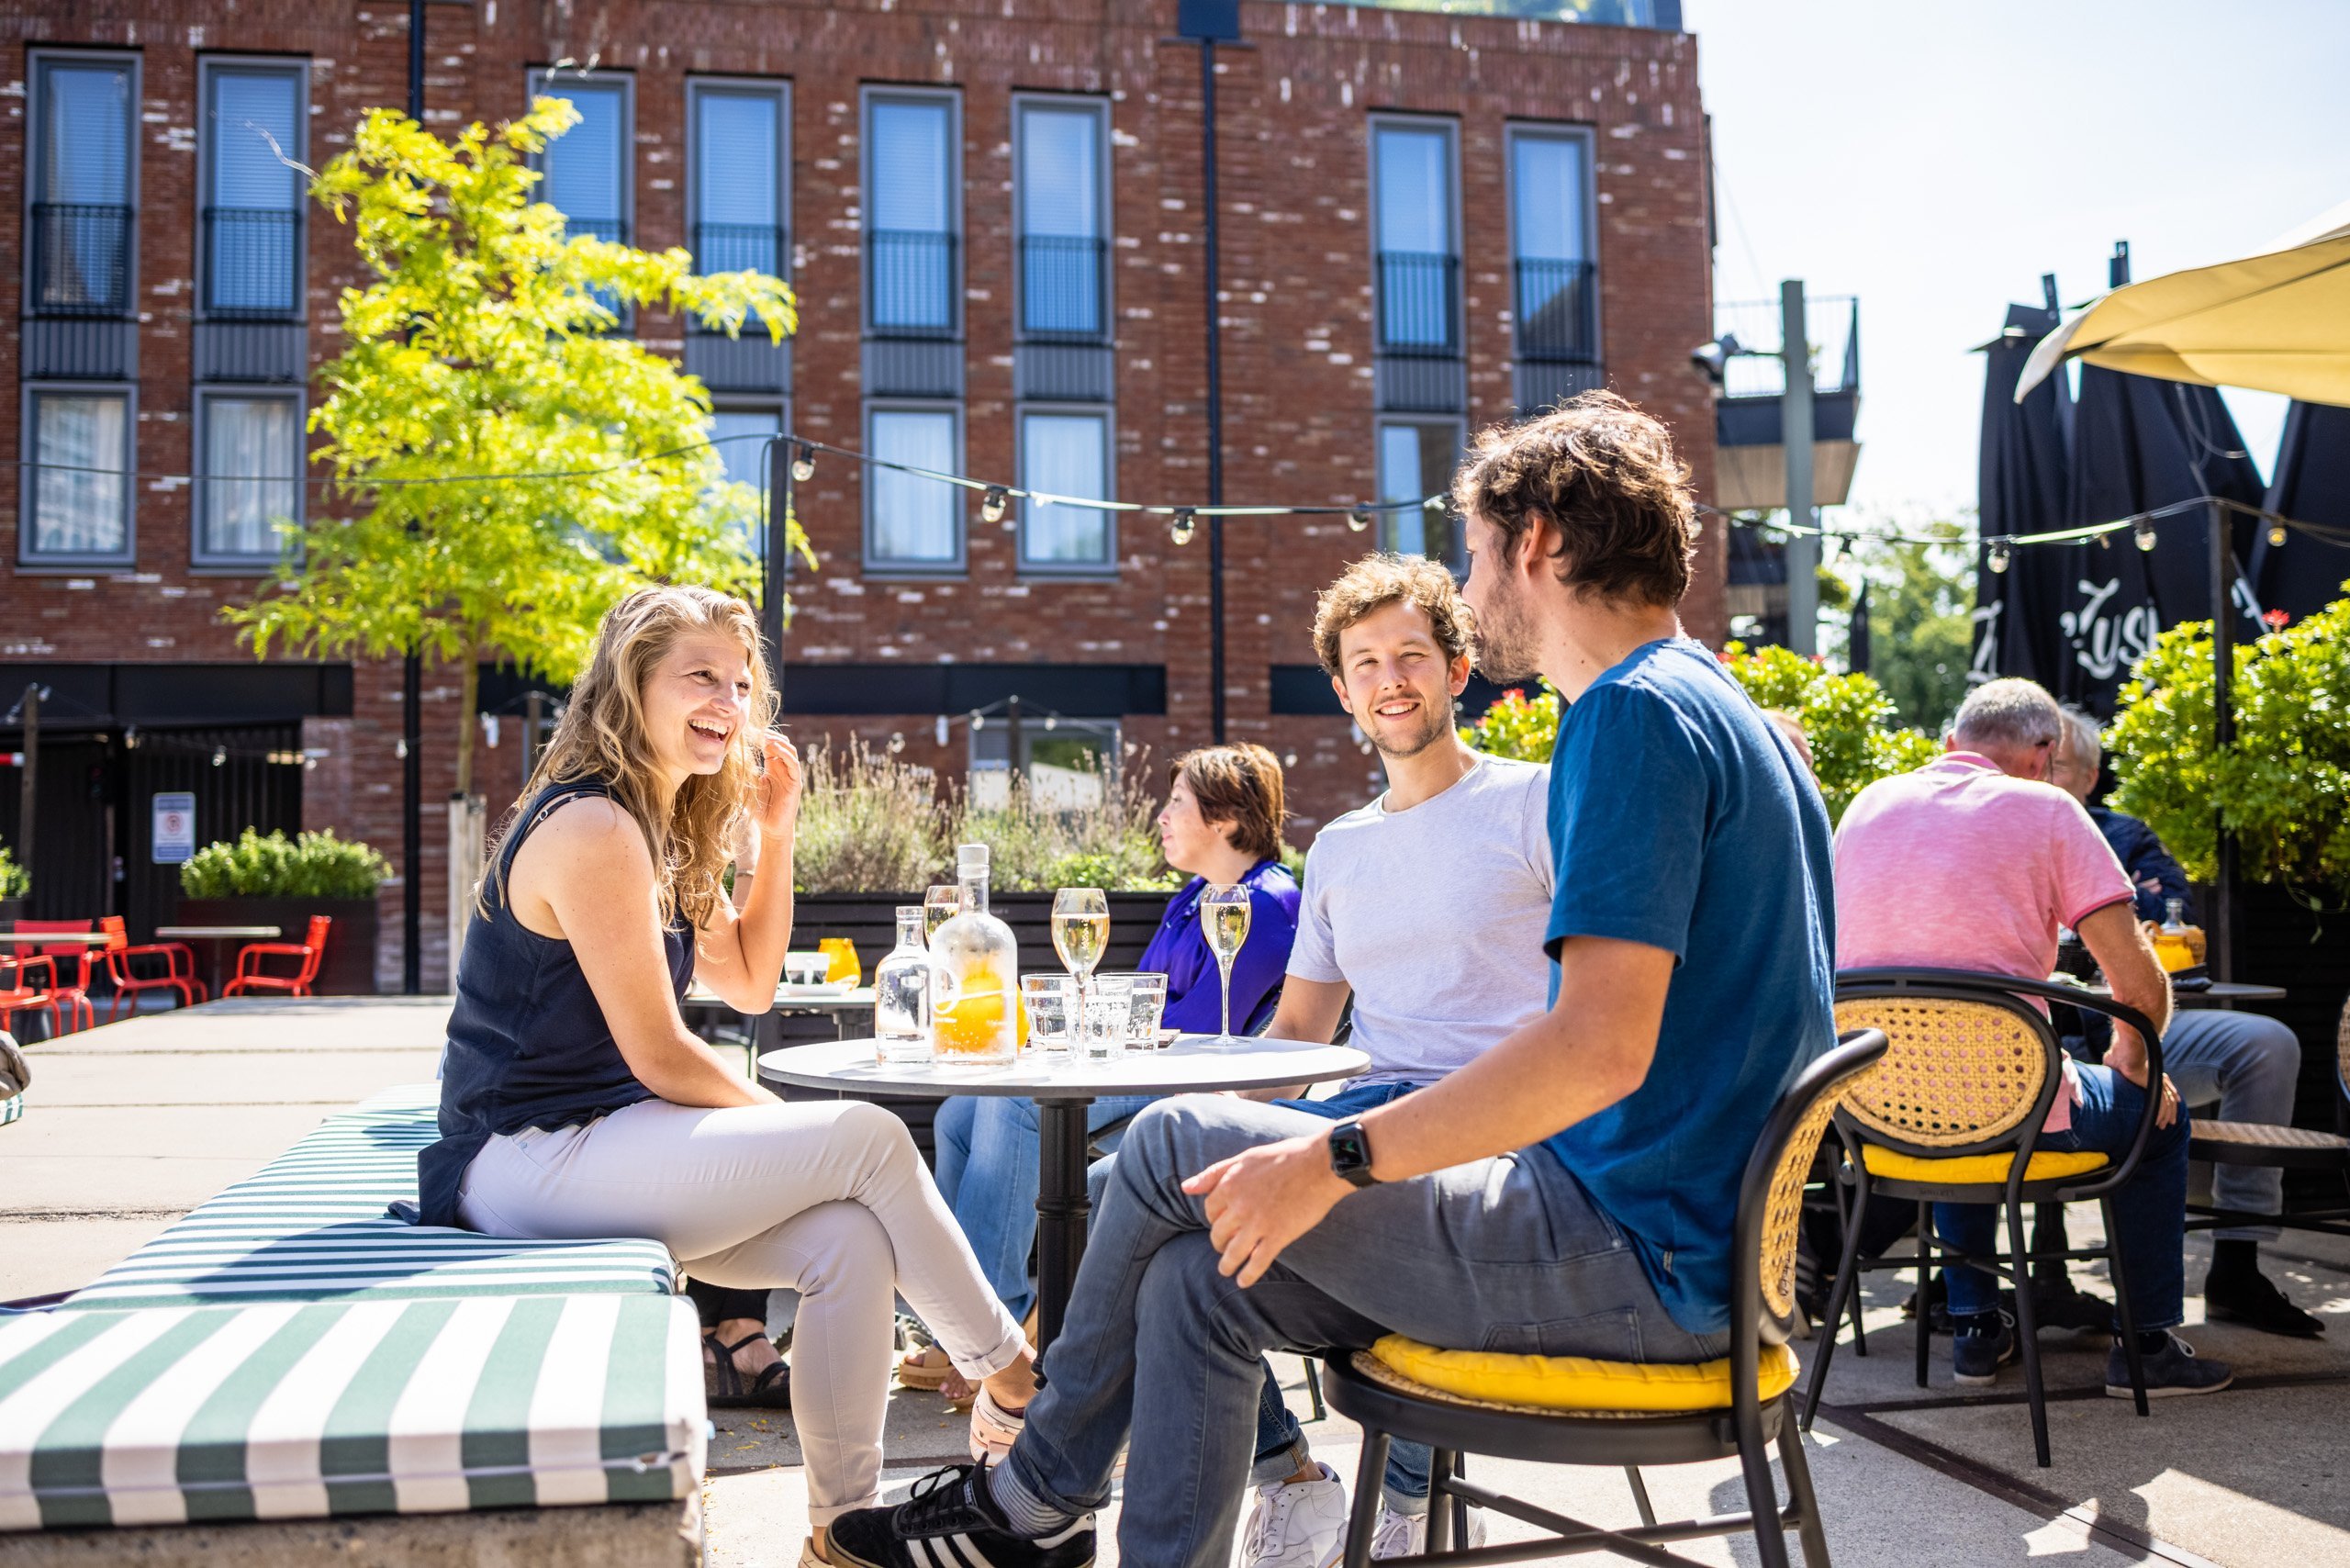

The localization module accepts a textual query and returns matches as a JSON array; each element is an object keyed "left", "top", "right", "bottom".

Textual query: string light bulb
[
  {"left": 789, "top": 442, "right": 816, "bottom": 484},
  {"left": 212, "top": 747, "right": 228, "bottom": 767},
  {"left": 1988, "top": 542, "right": 2011, "bottom": 574},
  {"left": 1347, "top": 507, "right": 1372, "bottom": 533},
  {"left": 2134, "top": 520, "right": 2157, "bottom": 552},
  {"left": 1169, "top": 509, "right": 1197, "bottom": 546},
  {"left": 979, "top": 486, "right": 1010, "bottom": 525},
  {"left": 2268, "top": 522, "right": 2288, "bottom": 548}
]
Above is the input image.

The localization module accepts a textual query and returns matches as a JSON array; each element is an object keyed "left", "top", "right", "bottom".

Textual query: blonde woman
[{"left": 418, "top": 587, "right": 1036, "bottom": 1561}]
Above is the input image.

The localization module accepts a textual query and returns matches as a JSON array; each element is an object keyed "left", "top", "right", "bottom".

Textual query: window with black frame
[
  {"left": 29, "top": 57, "right": 135, "bottom": 319},
  {"left": 865, "top": 94, "right": 958, "bottom": 340},
  {"left": 1016, "top": 100, "right": 1108, "bottom": 344},
  {"left": 202, "top": 64, "right": 305, "bottom": 319},
  {"left": 1508, "top": 126, "right": 1597, "bottom": 366},
  {"left": 1371, "top": 119, "right": 1459, "bottom": 360}
]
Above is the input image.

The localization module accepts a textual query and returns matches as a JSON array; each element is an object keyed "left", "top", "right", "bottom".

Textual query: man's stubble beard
[
  {"left": 1470, "top": 582, "right": 1542, "bottom": 685},
  {"left": 1366, "top": 699, "right": 1454, "bottom": 761}
]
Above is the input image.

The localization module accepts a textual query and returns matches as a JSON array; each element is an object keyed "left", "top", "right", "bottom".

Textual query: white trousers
[{"left": 458, "top": 1097, "right": 1026, "bottom": 1523}]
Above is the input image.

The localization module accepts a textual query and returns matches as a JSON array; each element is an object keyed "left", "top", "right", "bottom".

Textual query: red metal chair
[
  {"left": 223, "top": 915, "right": 333, "bottom": 998},
  {"left": 12, "top": 920, "right": 97, "bottom": 1032},
  {"left": 98, "top": 915, "right": 206, "bottom": 1020},
  {"left": 0, "top": 955, "right": 62, "bottom": 1037}
]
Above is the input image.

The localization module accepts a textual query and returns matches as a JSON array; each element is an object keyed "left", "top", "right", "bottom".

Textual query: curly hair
[
  {"left": 501, "top": 585, "right": 776, "bottom": 932},
  {"left": 1450, "top": 389, "right": 1697, "bottom": 608},
  {"left": 1310, "top": 553, "right": 1475, "bottom": 678},
  {"left": 1169, "top": 744, "right": 1288, "bottom": 864}
]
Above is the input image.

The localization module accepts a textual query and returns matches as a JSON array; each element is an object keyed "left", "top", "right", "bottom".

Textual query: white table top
[
  {"left": 1, "top": 931, "right": 109, "bottom": 946},
  {"left": 760, "top": 1034, "right": 1371, "bottom": 1100},
  {"left": 685, "top": 984, "right": 876, "bottom": 1011},
  {"left": 154, "top": 925, "right": 282, "bottom": 940}
]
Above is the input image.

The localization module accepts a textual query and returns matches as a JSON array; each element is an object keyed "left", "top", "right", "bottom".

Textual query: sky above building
[{"left": 1684, "top": 0, "right": 2350, "bottom": 522}]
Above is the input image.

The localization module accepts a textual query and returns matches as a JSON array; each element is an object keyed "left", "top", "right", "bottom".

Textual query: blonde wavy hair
[{"left": 505, "top": 586, "right": 776, "bottom": 930}]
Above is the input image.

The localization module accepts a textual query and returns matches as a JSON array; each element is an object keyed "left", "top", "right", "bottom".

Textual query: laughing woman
[{"left": 419, "top": 586, "right": 1035, "bottom": 1563}]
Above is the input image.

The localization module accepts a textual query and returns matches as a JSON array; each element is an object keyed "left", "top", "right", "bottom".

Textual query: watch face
[{"left": 1330, "top": 1122, "right": 1370, "bottom": 1171}]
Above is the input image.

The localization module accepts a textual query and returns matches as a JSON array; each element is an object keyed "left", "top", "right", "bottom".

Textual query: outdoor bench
[{"left": 1, "top": 1082, "right": 711, "bottom": 1566}]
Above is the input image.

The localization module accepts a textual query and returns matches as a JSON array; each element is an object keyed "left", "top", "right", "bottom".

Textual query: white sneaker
[
  {"left": 1370, "top": 1500, "right": 1486, "bottom": 1560},
  {"left": 1240, "top": 1462, "right": 1349, "bottom": 1568}
]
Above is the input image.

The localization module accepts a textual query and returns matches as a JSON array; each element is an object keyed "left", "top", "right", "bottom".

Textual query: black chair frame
[
  {"left": 2181, "top": 996, "right": 2350, "bottom": 1240},
  {"left": 1323, "top": 1030, "right": 1890, "bottom": 1568},
  {"left": 1801, "top": 969, "right": 2165, "bottom": 1469}
]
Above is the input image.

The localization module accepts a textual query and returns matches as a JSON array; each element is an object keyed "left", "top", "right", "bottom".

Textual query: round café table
[
  {"left": 2072, "top": 980, "right": 2288, "bottom": 1009},
  {"left": 760, "top": 1034, "right": 1371, "bottom": 1349},
  {"left": 153, "top": 924, "right": 281, "bottom": 1000}
]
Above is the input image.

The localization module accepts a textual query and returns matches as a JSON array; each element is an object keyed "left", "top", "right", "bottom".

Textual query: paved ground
[{"left": 8, "top": 1000, "right": 2346, "bottom": 1564}]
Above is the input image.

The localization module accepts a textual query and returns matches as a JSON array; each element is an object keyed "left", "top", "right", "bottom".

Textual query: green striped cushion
[
  {"left": 1, "top": 1092, "right": 20, "bottom": 1127},
  {"left": 0, "top": 1294, "right": 704, "bottom": 1529},
  {"left": 59, "top": 1089, "right": 677, "bottom": 1310}
]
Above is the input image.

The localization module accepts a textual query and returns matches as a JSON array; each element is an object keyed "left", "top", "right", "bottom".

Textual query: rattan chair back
[
  {"left": 1832, "top": 983, "right": 2062, "bottom": 1159},
  {"left": 1736, "top": 1030, "right": 1890, "bottom": 1346}
]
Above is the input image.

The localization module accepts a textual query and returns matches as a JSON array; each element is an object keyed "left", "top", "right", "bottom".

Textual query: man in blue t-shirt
[{"left": 824, "top": 392, "right": 1840, "bottom": 1568}]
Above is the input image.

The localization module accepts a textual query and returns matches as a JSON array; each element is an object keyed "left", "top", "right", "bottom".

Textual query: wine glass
[
  {"left": 923, "top": 884, "right": 961, "bottom": 945},
  {"left": 1052, "top": 887, "right": 1109, "bottom": 1052},
  {"left": 1201, "top": 882, "right": 1251, "bottom": 1046}
]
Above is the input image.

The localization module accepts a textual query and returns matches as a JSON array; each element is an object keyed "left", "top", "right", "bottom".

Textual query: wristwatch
[{"left": 1327, "top": 1120, "right": 1380, "bottom": 1189}]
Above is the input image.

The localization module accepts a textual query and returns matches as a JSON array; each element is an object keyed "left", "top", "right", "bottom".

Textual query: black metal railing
[
  {"left": 867, "top": 230, "right": 958, "bottom": 338},
  {"left": 693, "top": 221, "right": 789, "bottom": 278},
  {"left": 1019, "top": 235, "right": 1109, "bottom": 342},
  {"left": 1514, "top": 258, "right": 1597, "bottom": 364},
  {"left": 1376, "top": 251, "right": 1459, "bottom": 357},
  {"left": 203, "top": 207, "right": 300, "bottom": 319},
  {"left": 30, "top": 203, "right": 133, "bottom": 316}
]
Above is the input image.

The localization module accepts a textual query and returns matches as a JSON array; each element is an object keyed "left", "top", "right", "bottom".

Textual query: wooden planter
[{"left": 173, "top": 897, "right": 382, "bottom": 996}]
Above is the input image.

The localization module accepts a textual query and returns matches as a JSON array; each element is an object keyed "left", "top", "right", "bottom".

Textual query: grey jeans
[
  {"left": 998, "top": 1095, "right": 1721, "bottom": 1568},
  {"left": 2165, "top": 1009, "right": 2303, "bottom": 1240}
]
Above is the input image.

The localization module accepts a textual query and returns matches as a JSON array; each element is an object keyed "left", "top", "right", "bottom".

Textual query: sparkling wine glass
[
  {"left": 1052, "top": 887, "right": 1109, "bottom": 1052},
  {"left": 1202, "top": 882, "right": 1251, "bottom": 1046}
]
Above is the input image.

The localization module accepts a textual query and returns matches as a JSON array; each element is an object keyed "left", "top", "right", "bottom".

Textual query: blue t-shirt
[{"left": 1534, "top": 638, "right": 1837, "bottom": 1337}]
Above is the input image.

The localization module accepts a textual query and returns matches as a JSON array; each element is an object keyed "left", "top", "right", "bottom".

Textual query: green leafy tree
[
  {"left": 227, "top": 98, "right": 800, "bottom": 794},
  {"left": 1831, "top": 516, "right": 1975, "bottom": 734},
  {"left": 2108, "top": 598, "right": 2350, "bottom": 903}
]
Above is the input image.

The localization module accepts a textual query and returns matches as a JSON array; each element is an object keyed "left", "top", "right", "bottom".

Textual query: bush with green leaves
[
  {"left": 178, "top": 830, "right": 392, "bottom": 900},
  {"left": 956, "top": 758, "right": 1181, "bottom": 893},
  {"left": 2108, "top": 596, "right": 2350, "bottom": 903},
  {"left": 1460, "top": 645, "right": 1937, "bottom": 823},
  {"left": 0, "top": 842, "right": 28, "bottom": 900},
  {"left": 788, "top": 741, "right": 953, "bottom": 896}
]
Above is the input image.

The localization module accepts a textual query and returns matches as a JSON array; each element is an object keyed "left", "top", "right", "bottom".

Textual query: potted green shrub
[
  {"left": 2108, "top": 596, "right": 2350, "bottom": 1131},
  {"left": 0, "top": 841, "right": 28, "bottom": 929},
  {"left": 176, "top": 829, "right": 392, "bottom": 995}
]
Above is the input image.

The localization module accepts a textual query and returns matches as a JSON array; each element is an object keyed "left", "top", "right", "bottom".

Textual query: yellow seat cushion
[
  {"left": 1859, "top": 1146, "right": 2109, "bottom": 1185},
  {"left": 1367, "top": 1336, "right": 1796, "bottom": 1414}
]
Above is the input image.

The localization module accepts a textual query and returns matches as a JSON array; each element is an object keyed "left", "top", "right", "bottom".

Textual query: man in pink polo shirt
[{"left": 1835, "top": 678, "right": 2230, "bottom": 1398}]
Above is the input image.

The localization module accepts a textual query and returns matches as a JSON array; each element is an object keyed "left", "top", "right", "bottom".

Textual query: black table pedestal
[{"left": 1035, "top": 1095, "right": 1094, "bottom": 1351}]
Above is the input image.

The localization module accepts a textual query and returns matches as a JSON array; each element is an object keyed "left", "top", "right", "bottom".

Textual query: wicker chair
[
  {"left": 1321, "top": 1029, "right": 1889, "bottom": 1568},
  {"left": 1799, "top": 969, "right": 2167, "bottom": 1469},
  {"left": 2176, "top": 991, "right": 2350, "bottom": 1238}
]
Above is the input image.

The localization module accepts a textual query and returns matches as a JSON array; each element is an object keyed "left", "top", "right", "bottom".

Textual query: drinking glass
[
  {"left": 1022, "top": 973, "right": 1074, "bottom": 1056},
  {"left": 1201, "top": 882, "right": 1251, "bottom": 1046},
  {"left": 923, "top": 884, "right": 962, "bottom": 945},
  {"left": 1081, "top": 974, "right": 1136, "bottom": 1062},
  {"left": 818, "top": 936, "right": 862, "bottom": 985},
  {"left": 1052, "top": 887, "right": 1109, "bottom": 1050},
  {"left": 1122, "top": 972, "right": 1169, "bottom": 1047},
  {"left": 785, "top": 951, "right": 829, "bottom": 987}
]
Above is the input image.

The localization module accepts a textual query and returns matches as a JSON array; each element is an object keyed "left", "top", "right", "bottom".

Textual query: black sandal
[{"left": 704, "top": 1329, "right": 792, "bottom": 1409}]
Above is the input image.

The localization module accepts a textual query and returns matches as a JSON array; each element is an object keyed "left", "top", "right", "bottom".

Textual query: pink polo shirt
[{"left": 1832, "top": 751, "right": 2135, "bottom": 1129}]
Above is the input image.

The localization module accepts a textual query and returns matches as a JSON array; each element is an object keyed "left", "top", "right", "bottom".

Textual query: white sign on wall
[{"left": 151, "top": 793, "right": 197, "bottom": 865}]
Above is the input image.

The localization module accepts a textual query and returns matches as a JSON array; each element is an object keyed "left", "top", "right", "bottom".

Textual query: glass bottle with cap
[
  {"left": 873, "top": 904, "right": 934, "bottom": 1064},
  {"left": 927, "top": 844, "right": 1022, "bottom": 1065}
]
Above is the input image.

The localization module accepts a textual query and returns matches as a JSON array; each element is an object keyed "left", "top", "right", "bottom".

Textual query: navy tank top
[{"left": 415, "top": 778, "right": 695, "bottom": 1228}]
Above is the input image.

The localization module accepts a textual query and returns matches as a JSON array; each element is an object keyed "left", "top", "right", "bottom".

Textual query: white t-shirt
[{"left": 1287, "top": 752, "right": 1554, "bottom": 1085}]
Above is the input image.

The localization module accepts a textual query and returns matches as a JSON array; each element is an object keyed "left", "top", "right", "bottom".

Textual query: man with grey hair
[
  {"left": 2051, "top": 708, "right": 2319, "bottom": 1337},
  {"left": 1831, "top": 678, "right": 2232, "bottom": 1396}
]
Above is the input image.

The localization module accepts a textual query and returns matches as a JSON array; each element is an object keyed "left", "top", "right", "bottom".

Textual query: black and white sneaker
[{"left": 827, "top": 1464, "right": 1096, "bottom": 1568}]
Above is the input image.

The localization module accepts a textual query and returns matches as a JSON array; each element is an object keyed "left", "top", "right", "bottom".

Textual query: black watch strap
[{"left": 1327, "top": 1119, "right": 1379, "bottom": 1189}]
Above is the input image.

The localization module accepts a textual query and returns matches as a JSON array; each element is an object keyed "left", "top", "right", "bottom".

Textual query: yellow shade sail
[{"left": 2017, "top": 199, "right": 2350, "bottom": 408}]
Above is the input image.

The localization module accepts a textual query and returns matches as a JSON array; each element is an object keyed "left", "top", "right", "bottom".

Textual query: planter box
[
  {"left": 0, "top": 898, "right": 25, "bottom": 929},
  {"left": 173, "top": 897, "right": 382, "bottom": 996}
]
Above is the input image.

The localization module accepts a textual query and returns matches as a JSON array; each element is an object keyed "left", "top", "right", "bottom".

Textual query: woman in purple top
[{"left": 902, "top": 746, "right": 1301, "bottom": 1402}]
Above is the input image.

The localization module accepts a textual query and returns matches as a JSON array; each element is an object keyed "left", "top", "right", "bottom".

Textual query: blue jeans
[
  {"left": 1000, "top": 1095, "right": 1717, "bottom": 1568},
  {"left": 2164, "top": 1010, "right": 2300, "bottom": 1241},
  {"left": 1936, "top": 1060, "right": 2190, "bottom": 1330},
  {"left": 935, "top": 1093, "right": 1161, "bottom": 1321}
]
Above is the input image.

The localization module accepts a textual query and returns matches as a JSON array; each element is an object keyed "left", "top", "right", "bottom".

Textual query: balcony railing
[
  {"left": 693, "top": 221, "right": 789, "bottom": 278},
  {"left": 30, "top": 203, "right": 133, "bottom": 317},
  {"left": 1376, "top": 251, "right": 1460, "bottom": 358},
  {"left": 562, "top": 218, "right": 630, "bottom": 319},
  {"left": 867, "top": 230, "right": 958, "bottom": 339},
  {"left": 1019, "top": 235, "right": 1109, "bottom": 343},
  {"left": 1514, "top": 257, "right": 1597, "bottom": 364},
  {"left": 204, "top": 207, "right": 301, "bottom": 319}
]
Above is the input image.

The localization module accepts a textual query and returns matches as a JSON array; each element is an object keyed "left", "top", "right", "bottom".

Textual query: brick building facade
[{"left": 0, "top": 0, "right": 1717, "bottom": 990}]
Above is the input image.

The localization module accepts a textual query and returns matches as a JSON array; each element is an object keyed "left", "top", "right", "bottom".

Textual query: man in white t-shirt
[{"left": 1234, "top": 554, "right": 1552, "bottom": 1568}]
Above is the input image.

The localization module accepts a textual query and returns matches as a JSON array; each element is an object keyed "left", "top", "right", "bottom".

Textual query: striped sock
[{"left": 986, "top": 1462, "right": 1076, "bottom": 1539}]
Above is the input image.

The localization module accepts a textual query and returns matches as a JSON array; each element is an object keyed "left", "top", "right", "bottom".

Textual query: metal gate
[{"left": 121, "top": 725, "right": 303, "bottom": 938}]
